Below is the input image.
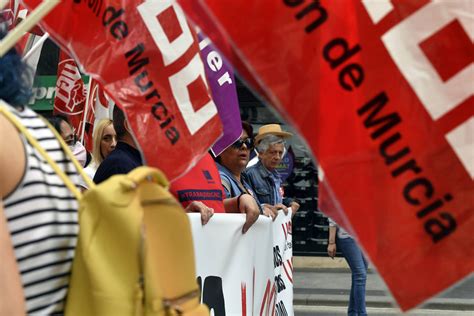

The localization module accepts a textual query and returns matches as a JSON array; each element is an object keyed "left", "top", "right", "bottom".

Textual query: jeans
[{"left": 338, "top": 237, "right": 368, "bottom": 316}]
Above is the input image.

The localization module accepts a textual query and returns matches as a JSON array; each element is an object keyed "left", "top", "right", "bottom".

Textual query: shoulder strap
[{"left": 0, "top": 103, "right": 94, "bottom": 198}]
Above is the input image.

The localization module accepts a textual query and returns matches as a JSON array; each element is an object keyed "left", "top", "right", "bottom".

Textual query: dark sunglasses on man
[{"left": 232, "top": 138, "right": 254, "bottom": 150}]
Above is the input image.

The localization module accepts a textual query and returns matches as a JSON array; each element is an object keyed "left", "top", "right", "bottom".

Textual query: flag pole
[
  {"left": 22, "top": 32, "right": 49, "bottom": 60},
  {"left": 79, "top": 78, "right": 93, "bottom": 145},
  {"left": 0, "top": 0, "right": 59, "bottom": 57}
]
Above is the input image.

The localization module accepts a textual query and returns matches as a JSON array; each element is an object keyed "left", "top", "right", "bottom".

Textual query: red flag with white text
[
  {"left": 177, "top": 0, "right": 474, "bottom": 310},
  {"left": 53, "top": 50, "right": 87, "bottom": 139},
  {"left": 22, "top": 0, "right": 223, "bottom": 180}
]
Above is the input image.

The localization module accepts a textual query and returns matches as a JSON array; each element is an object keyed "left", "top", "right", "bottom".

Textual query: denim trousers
[{"left": 337, "top": 237, "right": 368, "bottom": 316}]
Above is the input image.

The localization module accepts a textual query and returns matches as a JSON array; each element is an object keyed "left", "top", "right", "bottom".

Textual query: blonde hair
[{"left": 92, "top": 119, "right": 114, "bottom": 165}]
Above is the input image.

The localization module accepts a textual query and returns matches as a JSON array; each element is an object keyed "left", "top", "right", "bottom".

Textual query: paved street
[
  {"left": 293, "top": 268, "right": 474, "bottom": 315},
  {"left": 295, "top": 305, "right": 474, "bottom": 316}
]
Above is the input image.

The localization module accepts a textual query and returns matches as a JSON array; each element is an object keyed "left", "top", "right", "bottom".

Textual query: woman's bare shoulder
[{"left": 0, "top": 113, "right": 26, "bottom": 197}]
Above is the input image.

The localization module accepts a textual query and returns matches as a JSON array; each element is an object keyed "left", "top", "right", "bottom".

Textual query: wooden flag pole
[
  {"left": 0, "top": 0, "right": 59, "bottom": 57},
  {"left": 0, "top": 0, "right": 8, "bottom": 10},
  {"left": 79, "top": 78, "right": 93, "bottom": 145}
]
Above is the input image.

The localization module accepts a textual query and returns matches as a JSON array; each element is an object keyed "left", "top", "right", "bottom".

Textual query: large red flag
[
  {"left": 178, "top": 0, "right": 474, "bottom": 310},
  {"left": 23, "top": 0, "right": 222, "bottom": 180}
]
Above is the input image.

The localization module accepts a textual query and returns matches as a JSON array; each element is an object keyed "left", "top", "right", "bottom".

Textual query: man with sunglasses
[{"left": 246, "top": 124, "right": 300, "bottom": 218}]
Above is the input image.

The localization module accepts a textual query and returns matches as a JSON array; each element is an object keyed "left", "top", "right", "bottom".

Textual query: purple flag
[{"left": 199, "top": 33, "right": 241, "bottom": 156}]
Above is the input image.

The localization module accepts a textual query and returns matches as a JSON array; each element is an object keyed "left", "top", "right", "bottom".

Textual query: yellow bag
[{"left": 0, "top": 104, "right": 208, "bottom": 316}]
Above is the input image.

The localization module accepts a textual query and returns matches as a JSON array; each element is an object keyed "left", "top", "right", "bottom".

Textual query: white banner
[
  {"left": 188, "top": 210, "right": 293, "bottom": 316},
  {"left": 272, "top": 210, "right": 293, "bottom": 315}
]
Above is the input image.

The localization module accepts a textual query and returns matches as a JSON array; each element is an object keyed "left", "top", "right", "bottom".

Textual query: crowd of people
[
  {"left": 0, "top": 28, "right": 368, "bottom": 315},
  {"left": 0, "top": 31, "right": 304, "bottom": 314}
]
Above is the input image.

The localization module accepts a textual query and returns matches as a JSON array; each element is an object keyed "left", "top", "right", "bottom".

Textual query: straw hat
[{"left": 255, "top": 124, "right": 293, "bottom": 144}]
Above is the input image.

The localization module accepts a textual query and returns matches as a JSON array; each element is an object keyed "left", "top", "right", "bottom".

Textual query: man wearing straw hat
[{"left": 246, "top": 124, "right": 300, "bottom": 218}]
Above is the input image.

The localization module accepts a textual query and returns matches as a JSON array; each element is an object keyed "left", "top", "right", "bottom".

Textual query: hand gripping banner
[
  {"left": 188, "top": 211, "right": 294, "bottom": 315},
  {"left": 177, "top": 0, "right": 474, "bottom": 310},
  {"left": 22, "top": 0, "right": 223, "bottom": 180}
]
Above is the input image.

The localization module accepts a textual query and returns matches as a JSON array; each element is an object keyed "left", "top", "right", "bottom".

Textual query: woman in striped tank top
[{"left": 0, "top": 31, "right": 79, "bottom": 314}]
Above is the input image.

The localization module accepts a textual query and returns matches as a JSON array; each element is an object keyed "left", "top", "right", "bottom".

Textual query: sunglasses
[{"left": 232, "top": 138, "right": 254, "bottom": 150}]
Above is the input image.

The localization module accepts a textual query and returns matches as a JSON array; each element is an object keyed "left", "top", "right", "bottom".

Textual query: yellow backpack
[{"left": 0, "top": 104, "right": 208, "bottom": 316}]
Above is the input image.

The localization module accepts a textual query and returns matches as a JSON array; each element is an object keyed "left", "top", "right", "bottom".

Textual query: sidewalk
[{"left": 293, "top": 258, "right": 474, "bottom": 312}]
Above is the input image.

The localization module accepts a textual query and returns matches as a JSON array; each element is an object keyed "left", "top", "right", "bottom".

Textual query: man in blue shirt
[
  {"left": 93, "top": 105, "right": 142, "bottom": 184},
  {"left": 246, "top": 124, "right": 300, "bottom": 217}
]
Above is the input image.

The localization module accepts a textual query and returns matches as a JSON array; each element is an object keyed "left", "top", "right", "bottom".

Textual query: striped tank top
[{"left": 3, "top": 105, "right": 79, "bottom": 314}]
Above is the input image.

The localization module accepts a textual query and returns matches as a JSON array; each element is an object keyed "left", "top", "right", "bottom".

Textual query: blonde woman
[{"left": 82, "top": 119, "right": 117, "bottom": 185}]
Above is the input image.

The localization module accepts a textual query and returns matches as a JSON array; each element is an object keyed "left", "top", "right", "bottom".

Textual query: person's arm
[
  {"left": 282, "top": 196, "right": 300, "bottom": 216},
  {"left": 262, "top": 204, "right": 278, "bottom": 221},
  {"left": 289, "top": 201, "right": 300, "bottom": 217},
  {"left": 0, "top": 204, "right": 26, "bottom": 315},
  {"left": 327, "top": 225, "right": 337, "bottom": 259},
  {"left": 0, "top": 115, "right": 26, "bottom": 314},
  {"left": 223, "top": 194, "right": 260, "bottom": 233},
  {"left": 184, "top": 201, "right": 214, "bottom": 225}
]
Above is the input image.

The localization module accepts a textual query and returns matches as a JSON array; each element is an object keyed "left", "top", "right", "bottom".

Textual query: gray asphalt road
[{"left": 295, "top": 305, "right": 474, "bottom": 316}]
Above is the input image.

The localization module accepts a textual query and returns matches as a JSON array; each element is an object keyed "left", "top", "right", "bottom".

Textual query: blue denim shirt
[
  {"left": 246, "top": 160, "right": 292, "bottom": 206},
  {"left": 216, "top": 163, "right": 259, "bottom": 201}
]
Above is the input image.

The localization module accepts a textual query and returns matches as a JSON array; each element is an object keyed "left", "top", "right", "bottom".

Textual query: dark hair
[
  {"left": 242, "top": 121, "right": 253, "bottom": 139},
  {"left": 113, "top": 105, "right": 127, "bottom": 139},
  {"left": 47, "top": 115, "right": 71, "bottom": 133},
  {"left": 0, "top": 29, "right": 33, "bottom": 108},
  {"left": 214, "top": 121, "right": 254, "bottom": 163}
]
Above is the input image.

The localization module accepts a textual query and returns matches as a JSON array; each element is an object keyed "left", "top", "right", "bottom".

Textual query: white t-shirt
[{"left": 78, "top": 161, "right": 97, "bottom": 189}]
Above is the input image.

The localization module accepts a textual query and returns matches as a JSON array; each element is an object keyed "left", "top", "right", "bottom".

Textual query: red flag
[
  {"left": 53, "top": 50, "right": 87, "bottom": 137},
  {"left": 81, "top": 79, "right": 111, "bottom": 152},
  {"left": 0, "top": 0, "right": 20, "bottom": 30},
  {"left": 22, "top": 0, "right": 223, "bottom": 180},
  {"left": 178, "top": 0, "right": 474, "bottom": 310},
  {"left": 169, "top": 153, "right": 225, "bottom": 212}
]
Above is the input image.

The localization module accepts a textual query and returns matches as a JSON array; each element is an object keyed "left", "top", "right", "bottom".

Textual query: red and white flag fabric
[
  {"left": 22, "top": 0, "right": 223, "bottom": 181},
  {"left": 0, "top": 0, "right": 20, "bottom": 30},
  {"left": 0, "top": 1, "right": 32, "bottom": 54},
  {"left": 80, "top": 78, "right": 112, "bottom": 153},
  {"left": 178, "top": 0, "right": 474, "bottom": 310},
  {"left": 53, "top": 50, "right": 87, "bottom": 138}
]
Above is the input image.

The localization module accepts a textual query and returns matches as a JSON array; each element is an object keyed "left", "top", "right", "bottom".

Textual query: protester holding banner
[
  {"left": 215, "top": 122, "right": 256, "bottom": 198},
  {"left": 214, "top": 122, "right": 262, "bottom": 231},
  {"left": 328, "top": 218, "right": 368, "bottom": 316},
  {"left": 246, "top": 124, "right": 300, "bottom": 217},
  {"left": 0, "top": 30, "right": 79, "bottom": 314}
]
